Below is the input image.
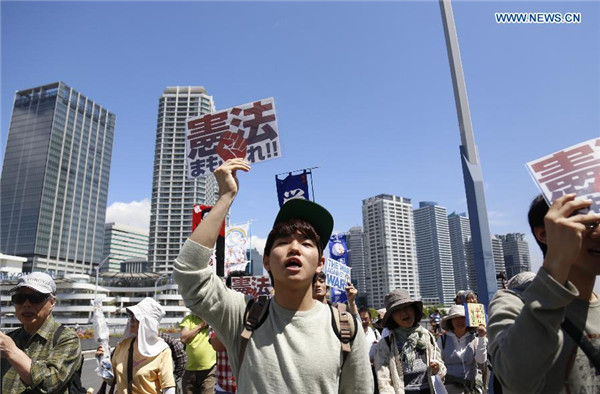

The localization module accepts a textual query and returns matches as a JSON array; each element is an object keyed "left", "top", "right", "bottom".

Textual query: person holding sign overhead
[
  {"left": 173, "top": 158, "right": 373, "bottom": 394},
  {"left": 437, "top": 305, "right": 487, "bottom": 394}
]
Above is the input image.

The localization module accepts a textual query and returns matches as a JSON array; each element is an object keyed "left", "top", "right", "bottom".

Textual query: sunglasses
[{"left": 11, "top": 293, "right": 50, "bottom": 305}]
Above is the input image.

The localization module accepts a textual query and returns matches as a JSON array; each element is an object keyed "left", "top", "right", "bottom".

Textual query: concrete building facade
[
  {"left": 148, "top": 86, "right": 218, "bottom": 273},
  {"left": 103, "top": 223, "right": 149, "bottom": 272},
  {"left": 413, "top": 202, "right": 456, "bottom": 305},
  {"left": 362, "top": 194, "right": 419, "bottom": 309}
]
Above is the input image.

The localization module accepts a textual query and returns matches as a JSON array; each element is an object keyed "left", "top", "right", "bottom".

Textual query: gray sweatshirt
[
  {"left": 488, "top": 268, "right": 600, "bottom": 394},
  {"left": 173, "top": 239, "right": 374, "bottom": 394}
]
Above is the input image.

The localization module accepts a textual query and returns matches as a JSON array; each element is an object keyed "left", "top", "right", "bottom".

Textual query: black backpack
[{"left": 53, "top": 324, "right": 86, "bottom": 394}]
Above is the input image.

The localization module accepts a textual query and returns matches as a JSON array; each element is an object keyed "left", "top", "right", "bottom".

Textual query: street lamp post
[{"left": 154, "top": 274, "right": 169, "bottom": 300}]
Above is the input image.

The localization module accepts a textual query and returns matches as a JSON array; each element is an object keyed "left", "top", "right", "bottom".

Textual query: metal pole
[{"left": 439, "top": 0, "right": 498, "bottom": 306}]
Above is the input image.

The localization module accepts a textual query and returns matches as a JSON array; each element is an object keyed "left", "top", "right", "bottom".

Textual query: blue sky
[{"left": 1, "top": 1, "right": 599, "bottom": 276}]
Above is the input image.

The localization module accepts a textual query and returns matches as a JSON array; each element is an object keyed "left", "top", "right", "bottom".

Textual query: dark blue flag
[{"left": 275, "top": 171, "right": 310, "bottom": 207}]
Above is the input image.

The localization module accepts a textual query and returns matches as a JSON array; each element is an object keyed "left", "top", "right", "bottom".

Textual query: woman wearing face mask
[
  {"left": 374, "top": 289, "right": 446, "bottom": 393},
  {"left": 438, "top": 305, "right": 487, "bottom": 394},
  {"left": 97, "top": 297, "right": 176, "bottom": 394}
]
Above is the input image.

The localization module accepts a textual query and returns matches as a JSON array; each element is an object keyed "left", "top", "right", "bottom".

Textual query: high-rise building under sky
[
  {"left": 413, "top": 202, "right": 456, "bottom": 305},
  {"left": 362, "top": 194, "right": 419, "bottom": 309},
  {"left": 103, "top": 223, "right": 149, "bottom": 272},
  {"left": 0, "top": 82, "right": 115, "bottom": 275},
  {"left": 448, "top": 212, "right": 471, "bottom": 292},
  {"left": 148, "top": 86, "right": 218, "bottom": 273},
  {"left": 347, "top": 226, "right": 367, "bottom": 298},
  {"left": 497, "top": 233, "right": 531, "bottom": 280}
]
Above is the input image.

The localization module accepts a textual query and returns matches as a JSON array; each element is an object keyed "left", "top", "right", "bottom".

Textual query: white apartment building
[
  {"left": 413, "top": 202, "right": 456, "bottom": 306},
  {"left": 148, "top": 86, "right": 218, "bottom": 273},
  {"left": 103, "top": 223, "right": 149, "bottom": 272},
  {"left": 362, "top": 194, "right": 420, "bottom": 309}
]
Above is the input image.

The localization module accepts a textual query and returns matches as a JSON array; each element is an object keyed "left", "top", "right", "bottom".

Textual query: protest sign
[
  {"left": 324, "top": 257, "right": 351, "bottom": 292},
  {"left": 464, "top": 303, "right": 486, "bottom": 327},
  {"left": 186, "top": 97, "right": 281, "bottom": 178},
  {"left": 328, "top": 233, "right": 349, "bottom": 303},
  {"left": 526, "top": 138, "right": 600, "bottom": 213},
  {"left": 230, "top": 276, "right": 272, "bottom": 299},
  {"left": 225, "top": 223, "right": 250, "bottom": 276}
]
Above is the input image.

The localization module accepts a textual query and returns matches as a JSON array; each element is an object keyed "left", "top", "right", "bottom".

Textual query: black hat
[{"left": 274, "top": 199, "right": 334, "bottom": 249}]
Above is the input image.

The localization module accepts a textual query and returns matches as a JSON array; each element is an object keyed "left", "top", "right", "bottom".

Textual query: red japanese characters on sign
[
  {"left": 230, "top": 276, "right": 273, "bottom": 300},
  {"left": 527, "top": 138, "right": 600, "bottom": 212},
  {"left": 185, "top": 98, "right": 281, "bottom": 178}
]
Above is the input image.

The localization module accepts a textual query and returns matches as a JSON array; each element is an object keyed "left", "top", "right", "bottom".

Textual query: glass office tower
[{"left": 1, "top": 82, "right": 115, "bottom": 275}]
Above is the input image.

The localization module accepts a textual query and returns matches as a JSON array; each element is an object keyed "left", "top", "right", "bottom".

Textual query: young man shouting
[{"left": 173, "top": 158, "right": 373, "bottom": 393}]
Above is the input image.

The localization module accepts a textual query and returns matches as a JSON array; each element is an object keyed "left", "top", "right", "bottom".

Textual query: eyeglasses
[{"left": 11, "top": 293, "right": 50, "bottom": 305}]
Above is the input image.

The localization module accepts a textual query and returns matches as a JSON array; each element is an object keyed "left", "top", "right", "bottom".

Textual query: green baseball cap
[{"left": 274, "top": 199, "right": 334, "bottom": 249}]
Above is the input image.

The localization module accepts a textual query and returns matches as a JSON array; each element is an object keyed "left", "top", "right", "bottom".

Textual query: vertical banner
[
  {"left": 192, "top": 205, "right": 225, "bottom": 276},
  {"left": 275, "top": 170, "right": 310, "bottom": 207},
  {"left": 186, "top": 98, "right": 281, "bottom": 178},
  {"left": 526, "top": 138, "right": 600, "bottom": 212},
  {"left": 225, "top": 222, "right": 250, "bottom": 277},
  {"left": 328, "top": 233, "right": 349, "bottom": 304}
]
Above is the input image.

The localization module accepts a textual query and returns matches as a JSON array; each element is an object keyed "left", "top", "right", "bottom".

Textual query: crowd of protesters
[{"left": 2, "top": 160, "right": 598, "bottom": 394}]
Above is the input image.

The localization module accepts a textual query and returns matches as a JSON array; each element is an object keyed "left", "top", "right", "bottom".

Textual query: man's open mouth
[{"left": 285, "top": 258, "right": 302, "bottom": 268}]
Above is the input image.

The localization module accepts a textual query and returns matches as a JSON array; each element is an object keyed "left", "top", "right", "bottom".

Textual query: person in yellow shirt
[{"left": 180, "top": 314, "right": 216, "bottom": 394}]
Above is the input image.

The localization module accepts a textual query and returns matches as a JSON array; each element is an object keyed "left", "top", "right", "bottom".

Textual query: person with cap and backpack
[
  {"left": 173, "top": 158, "right": 373, "bottom": 394},
  {"left": 0, "top": 272, "right": 84, "bottom": 393},
  {"left": 374, "top": 288, "right": 445, "bottom": 394},
  {"left": 437, "top": 305, "right": 487, "bottom": 394}
]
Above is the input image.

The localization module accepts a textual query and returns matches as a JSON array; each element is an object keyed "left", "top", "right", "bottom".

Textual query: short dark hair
[
  {"left": 263, "top": 218, "right": 323, "bottom": 288},
  {"left": 358, "top": 307, "right": 370, "bottom": 315},
  {"left": 528, "top": 194, "right": 549, "bottom": 256},
  {"left": 264, "top": 218, "right": 323, "bottom": 258},
  {"left": 312, "top": 271, "right": 326, "bottom": 285}
]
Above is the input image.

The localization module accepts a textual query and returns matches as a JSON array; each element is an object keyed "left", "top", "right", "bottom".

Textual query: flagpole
[
  {"left": 308, "top": 169, "right": 316, "bottom": 202},
  {"left": 275, "top": 166, "right": 319, "bottom": 177}
]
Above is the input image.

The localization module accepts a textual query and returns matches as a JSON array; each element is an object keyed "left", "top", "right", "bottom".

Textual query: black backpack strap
[
  {"left": 561, "top": 318, "right": 600, "bottom": 373},
  {"left": 127, "top": 338, "right": 136, "bottom": 394},
  {"left": 238, "top": 295, "right": 270, "bottom": 369}
]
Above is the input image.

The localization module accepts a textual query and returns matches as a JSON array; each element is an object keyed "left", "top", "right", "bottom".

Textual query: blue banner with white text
[
  {"left": 328, "top": 233, "right": 349, "bottom": 304},
  {"left": 275, "top": 171, "right": 310, "bottom": 207}
]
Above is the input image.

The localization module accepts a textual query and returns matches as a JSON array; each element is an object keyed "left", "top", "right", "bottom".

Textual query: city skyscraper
[
  {"left": 497, "top": 233, "right": 531, "bottom": 280},
  {"left": 448, "top": 212, "right": 471, "bottom": 292},
  {"left": 413, "top": 202, "right": 456, "bottom": 305},
  {"left": 347, "top": 226, "right": 367, "bottom": 297},
  {"left": 466, "top": 236, "right": 504, "bottom": 293},
  {"left": 0, "top": 82, "right": 115, "bottom": 275},
  {"left": 362, "top": 194, "right": 419, "bottom": 309},
  {"left": 103, "top": 223, "right": 149, "bottom": 272},
  {"left": 148, "top": 86, "right": 218, "bottom": 273}
]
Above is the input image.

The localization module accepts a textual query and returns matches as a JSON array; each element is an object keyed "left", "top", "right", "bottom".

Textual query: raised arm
[{"left": 190, "top": 158, "right": 250, "bottom": 248}]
